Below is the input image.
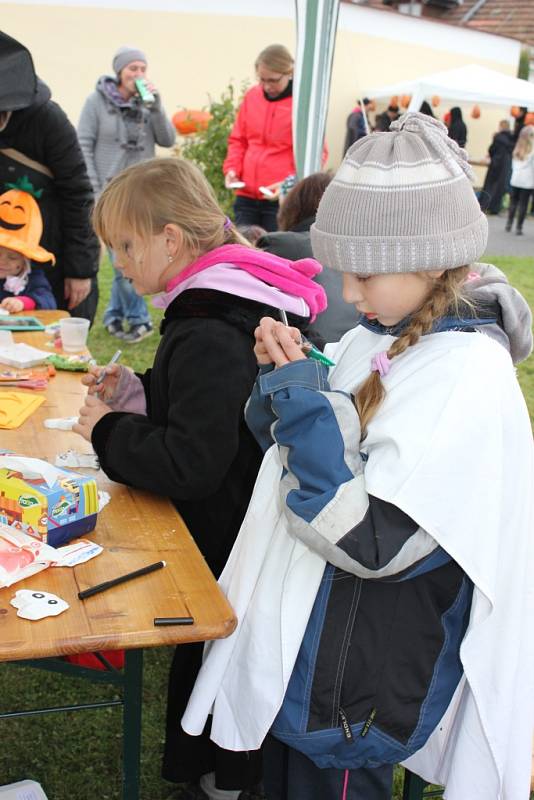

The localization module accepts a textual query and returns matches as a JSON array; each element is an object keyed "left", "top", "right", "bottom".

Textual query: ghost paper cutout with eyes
[{"left": 10, "top": 589, "right": 69, "bottom": 620}]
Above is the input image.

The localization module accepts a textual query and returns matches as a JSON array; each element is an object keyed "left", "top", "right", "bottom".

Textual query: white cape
[{"left": 183, "top": 327, "right": 534, "bottom": 800}]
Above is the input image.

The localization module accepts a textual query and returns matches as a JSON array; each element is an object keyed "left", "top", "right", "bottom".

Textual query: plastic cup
[{"left": 59, "top": 317, "right": 90, "bottom": 353}]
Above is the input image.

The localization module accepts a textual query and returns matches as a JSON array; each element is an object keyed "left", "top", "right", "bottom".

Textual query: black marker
[
  {"left": 154, "top": 616, "right": 194, "bottom": 626},
  {"left": 78, "top": 560, "right": 166, "bottom": 600}
]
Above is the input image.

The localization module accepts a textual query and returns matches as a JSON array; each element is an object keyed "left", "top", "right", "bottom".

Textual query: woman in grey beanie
[
  {"left": 183, "top": 113, "right": 534, "bottom": 800},
  {"left": 78, "top": 45, "right": 175, "bottom": 342}
]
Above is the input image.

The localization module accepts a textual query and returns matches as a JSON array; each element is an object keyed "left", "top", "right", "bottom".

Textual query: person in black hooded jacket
[
  {"left": 0, "top": 32, "right": 99, "bottom": 321},
  {"left": 482, "top": 120, "right": 514, "bottom": 215},
  {"left": 447, "top": 106, "right": 467, "bottom": 148}
]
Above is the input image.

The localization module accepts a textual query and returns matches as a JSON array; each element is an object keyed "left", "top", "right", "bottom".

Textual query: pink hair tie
[
  {"left": 371, "top": 351, "right": 391, "bottom": 377},
  {"left": 466, "top": 271, "right": 480, "bottom": 283}
]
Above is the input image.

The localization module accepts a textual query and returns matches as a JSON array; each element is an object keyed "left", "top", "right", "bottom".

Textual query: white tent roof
[{"left": 365, "top": 64, "right": 534, "bottom": 110}]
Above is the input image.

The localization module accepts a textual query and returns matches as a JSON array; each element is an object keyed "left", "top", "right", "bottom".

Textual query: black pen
[
  {"left": 78, "top": 560, "right": 166, "bottom": 600},
  {"left": 154, "top": 616, "right": 194, "bottom": 626}
]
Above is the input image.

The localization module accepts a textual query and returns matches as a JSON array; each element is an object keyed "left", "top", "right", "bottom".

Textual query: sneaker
[
  {"left": 106, "top": 320, "right": 125, "bottom": 339},
  {"left": 505, "top": 222, "right": 512, "bottom": 232},
  {"left": 199, "top": 773, "right": 241, "bottom": 800},
  {"left": 123, "top": 322, "right": 154, "bottom": 344},
  {"left": 516, "top": 228, "right": 523, "bottom": 235}
]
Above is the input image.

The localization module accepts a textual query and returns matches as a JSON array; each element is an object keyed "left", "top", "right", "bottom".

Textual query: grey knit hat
[
  {"left": 112, "top": 46, "right": 147, "bottom": 76},
  {"left": 311, "top": 112, "right": 488, "bottom": 274}
]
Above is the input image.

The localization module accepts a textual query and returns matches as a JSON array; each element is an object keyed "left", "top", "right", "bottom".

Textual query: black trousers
[
  {"left": 263, "top": 735, "right": 394, "bottom": 800},
  {"left": 507, "top": 186, "right": 532, "bottom": 231},
  {"left": 234, "top": 195, "right": 279, "bottom": 232},
  {"left": 162, "top": 641, "right": 262, "bottom": 790}
]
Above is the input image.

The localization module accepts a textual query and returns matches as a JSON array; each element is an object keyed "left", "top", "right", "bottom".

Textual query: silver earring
[{"left": 168, "top": 254, "right": 174, "bottom": 263}]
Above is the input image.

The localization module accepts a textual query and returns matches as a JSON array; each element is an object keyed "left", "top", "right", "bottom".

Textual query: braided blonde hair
[{"left": 356, "top": 266, "right": 470, "bottom": 436}]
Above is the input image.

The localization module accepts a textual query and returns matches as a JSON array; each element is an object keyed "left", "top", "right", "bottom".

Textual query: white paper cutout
[
  {"left": 43, "top": 416, "right": 78, "bottom": 431},
  {"left": 52, "top": 539, "right": 103, "bottom": 567},
  {"left": 10, "top": 589, "right": 69, "bottom": 620},
  {"left": 98, "top": 491, "right": 111, "bottom": 512},
  {"left": 54, "top": 449, "right": 99, "bottom": 470}
]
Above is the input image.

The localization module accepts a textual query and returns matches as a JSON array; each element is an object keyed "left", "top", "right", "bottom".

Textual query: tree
[{"left": 179, "top": 83, "right": 247, "bottom": 217}]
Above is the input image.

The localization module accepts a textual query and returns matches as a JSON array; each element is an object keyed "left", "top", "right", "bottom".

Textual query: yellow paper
[{"left": 0, "top": 391, "right": 45, "bottom": 429}]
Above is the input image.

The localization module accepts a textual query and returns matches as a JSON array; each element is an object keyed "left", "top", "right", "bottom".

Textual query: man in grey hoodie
[{"left": 78, "top": 45, "right": 176, "bottom": 342}]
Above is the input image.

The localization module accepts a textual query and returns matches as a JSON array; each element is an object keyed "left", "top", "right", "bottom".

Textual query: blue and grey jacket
[
  {"left": 243, "top": 271, "right": 531, "bottom": 770},
  {"left": 246, "top": 350, "right": 473, "bottom": 770}
]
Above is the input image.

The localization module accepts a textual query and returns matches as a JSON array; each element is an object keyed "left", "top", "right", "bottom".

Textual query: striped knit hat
[{"left": 311, "top": 112, "right": 488, "bottom": 274}]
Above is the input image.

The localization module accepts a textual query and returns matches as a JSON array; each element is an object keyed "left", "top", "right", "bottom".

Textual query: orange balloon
[
  {"left": 471, "top": 105, "right": 481, "bottom": 119},
  {"left": 431, "top": 95, "right": 441, "bottom": 107},
  {"left": 172, "top": 109, "right": 212, "bottom": 135},
  {"left": 510, "top": 106, "right": 521, "bottom": 118},
  {"left": 400, "top": 94, "right": 412, "bottom": 109}
]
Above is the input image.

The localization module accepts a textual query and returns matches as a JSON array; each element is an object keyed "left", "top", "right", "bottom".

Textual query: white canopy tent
[{"left": 365, "top": 64, "right": 534, "bottom": 112}]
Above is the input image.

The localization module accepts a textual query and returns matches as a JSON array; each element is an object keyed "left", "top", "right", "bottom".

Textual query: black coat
[
  {"left": 447, "top": 109, "right": 467, "bottom": 148},
  {"left": 0, "top": 80, "right": 99, "bottom": 312},
  {"left": 482, "top": 130, "right": 514, "bottom": 214},
  {"left": 91, "top": 288, "right": 310, "bottom": 576}
]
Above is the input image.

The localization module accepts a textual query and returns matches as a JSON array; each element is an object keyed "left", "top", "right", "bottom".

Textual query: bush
[{"left": 178, "top": 83, "right": 247, "bottom": 217}]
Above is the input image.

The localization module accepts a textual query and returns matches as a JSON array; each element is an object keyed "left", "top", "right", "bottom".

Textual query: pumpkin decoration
[
  {"left": 471, "top": 105, "right": 481, "bottom": 119},
  {"left": 172, "top": 109, "right": 212, "bottom": 135},
  {"left": 510, "top": 106, "right": 521, "bottom": 118},
  {"left": 0, "top": 176, "right": 55, "bottom": 264},
  {"left": 400, "top": 94, "right": 412, "bottom": 109},
  {"left": 431, "top": 95, "right": 441, "bottom": 108},
  {"left": 524, "top": 112, "right": 534, "bottom": 126}
]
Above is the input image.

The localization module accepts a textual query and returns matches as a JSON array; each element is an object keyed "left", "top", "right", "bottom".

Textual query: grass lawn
[{"left": 0, "top": 254, "right": 532, "bottom": 799}]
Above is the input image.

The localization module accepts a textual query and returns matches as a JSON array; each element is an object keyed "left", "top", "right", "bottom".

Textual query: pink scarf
[{"left": 163, "top": 244, "right": 327, "bottom": 321}]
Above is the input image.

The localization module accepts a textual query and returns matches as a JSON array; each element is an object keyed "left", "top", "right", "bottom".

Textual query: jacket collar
[{"left": 161, "top": 287, "right": 308, "bottom": 337}]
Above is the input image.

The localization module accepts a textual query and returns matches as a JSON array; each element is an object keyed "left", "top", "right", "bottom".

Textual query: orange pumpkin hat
[{"left": 0, "top": 176, "right": 55, "bottom": 264}]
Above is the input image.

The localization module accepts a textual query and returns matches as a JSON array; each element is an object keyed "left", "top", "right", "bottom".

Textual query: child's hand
[
  {"left": 73, "top": 395, "right": 112, "bottom": 441},
  {"left": 81, "top": 363, "right": 122, "bottom": 402},
  {"left": 1, "top": 297, "right": 24, "bottom": 313},
  {"left": 254, "top": 317, "right": 306, "bottom": 368}
]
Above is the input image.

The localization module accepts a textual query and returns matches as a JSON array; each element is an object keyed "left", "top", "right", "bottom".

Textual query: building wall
[{"left": 2, "top": 0, "right": 521, "bottom": 185}]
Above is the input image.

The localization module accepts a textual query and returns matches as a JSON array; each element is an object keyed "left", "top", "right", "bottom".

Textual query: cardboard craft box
[{"left": 0, "top": 456, "right": 98, "bottom": 547}]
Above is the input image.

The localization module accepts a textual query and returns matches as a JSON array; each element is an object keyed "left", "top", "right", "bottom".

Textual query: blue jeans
[
  {"left": 103, "top": 251, "right": 150, "bottom": 328},
  {"left": 263, "top": 735, "right": 393, "bottom": 800}
]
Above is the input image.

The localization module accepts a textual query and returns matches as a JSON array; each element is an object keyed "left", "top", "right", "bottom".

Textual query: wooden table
[{"left": 0, "top": 310, "right": 236, "bottom": 799}]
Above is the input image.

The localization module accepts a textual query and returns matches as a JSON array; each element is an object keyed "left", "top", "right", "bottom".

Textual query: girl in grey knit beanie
[
  {"left": 189, "top": 112, "right": 534, "bottom": 800},
  {"left": 255, "top": 112, "right": 531, "bottom": 430}
]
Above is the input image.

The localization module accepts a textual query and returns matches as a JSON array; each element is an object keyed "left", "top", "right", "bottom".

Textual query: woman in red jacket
[{"left": 224, "top": 44, "right": 295, "bottom": 231}]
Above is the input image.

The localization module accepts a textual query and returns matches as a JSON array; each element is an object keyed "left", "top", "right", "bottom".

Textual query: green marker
[{"left": 279, "top": 309, "right": 335, "bottom": 367}]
